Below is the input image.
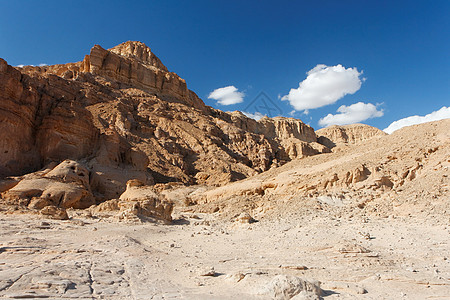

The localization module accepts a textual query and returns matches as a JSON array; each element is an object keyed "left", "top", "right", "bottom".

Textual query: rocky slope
[
  {"left": 192, "top": 119, "right": 450, "bottom": 219},
  {"left": 1, "top": 40, "right": 448, "bottom": 222},
  {"left": 1, "top": 41, "right": 449, "bottom": 299},
  {"left": 316, "top": 123, "right": 387, "bottom": 149},
  {"left": 0, "top": 41, "right": 328, "bottom": 213}
]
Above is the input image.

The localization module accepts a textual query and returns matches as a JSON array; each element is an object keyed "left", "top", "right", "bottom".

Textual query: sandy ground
[{"left": 1, "top": 208, "right": 449, "bottom": 299}]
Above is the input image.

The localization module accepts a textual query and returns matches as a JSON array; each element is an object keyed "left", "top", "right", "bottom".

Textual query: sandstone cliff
[
  {"left": 316, "top": 123, "right": 387, "bottom": 149},
  {"left": 192, "top": 119, "right": 450, "bottom": 219},
  {"left": 0, "top": 41, "right": 326, "bottom": 209}
]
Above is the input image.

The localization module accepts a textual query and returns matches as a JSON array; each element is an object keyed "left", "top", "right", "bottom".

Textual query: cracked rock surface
[{"left": 1, "top": 209, "right": 449, "bottom": 299}]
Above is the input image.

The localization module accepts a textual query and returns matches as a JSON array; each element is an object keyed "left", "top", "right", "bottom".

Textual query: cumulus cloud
[
  {"left": 281, "top": 64, "right": 364, "bottom": 111},
  {"left": 319, "top": 102, "right": 384, "bottom": 127},
  {"left": 208, "top": 86, "right": 244, "bottom": 105},
  {"left": 242, "top": 111, "right": 265, "bottom": 121},
  {"left": 383, "top": 106, "right": 450, "bottom": 134}
]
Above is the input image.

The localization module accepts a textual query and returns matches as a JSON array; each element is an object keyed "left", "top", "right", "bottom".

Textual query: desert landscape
[{"left": 0, "top": 41, "right": 449, "bottom": 299}]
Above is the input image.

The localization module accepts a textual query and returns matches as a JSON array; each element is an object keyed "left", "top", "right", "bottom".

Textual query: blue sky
[{"left": 1, "top": 0, "right": 448, "bottom": 131}]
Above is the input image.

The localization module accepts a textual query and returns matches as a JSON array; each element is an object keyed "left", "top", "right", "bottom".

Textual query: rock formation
[
  {"left": 0, "top": 41, "right": 328, "bottom": 214},
  {"left": 2, "top": 40, "right": 447, "bottom": 223},
  {"left": 260, "top": 275, "right": 323, "bottom": 300},
  {"left": 316, "top": 123, "right": 387, "bottom": 149},
  {"left": 193, "top": 119, "right": 450, "bottom": 219},
  {"left": 2, "top": 160, "right": 95, "bottom": 209}
]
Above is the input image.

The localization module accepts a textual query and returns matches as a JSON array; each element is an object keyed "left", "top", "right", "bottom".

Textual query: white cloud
[
  {"left": 319, "top": 102, "right": 384, "bottom": 127},
  {"left": 281, "top": 64, "right": 364, "bottom": 111},
  {"left": 383, "top": 106, "right": 450, "bottom": 134},
  {"left": 15, "top": 63, "right": 48, "bottom": 68},
  {"left": 208, "top": 86, "right": 244, "bottom": 105},
  {"left": 242, "top": 111, "right": 265, "bottom": 121}
]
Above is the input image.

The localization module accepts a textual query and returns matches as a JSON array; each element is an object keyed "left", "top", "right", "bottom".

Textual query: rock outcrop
[
  {"left": 316, "top": 123, "right": 387, "bottom": 149},
  {"left": 2, "top": 160, "right": 95, "bottom": 209},
  {"left": 260, "top": 275, "right": 322, "bottom": 300},
  {"left": 0, "top": 57, "right": 98, "bottom": 177},
  {"left": 0, "top": 41, "right": 327, "bottom": 204},
  {"left": 193, "top": 119, "right": 450, "bottom": 219},
  {"left": 89, "top": 179, "right": 173, "bottom": 223}
]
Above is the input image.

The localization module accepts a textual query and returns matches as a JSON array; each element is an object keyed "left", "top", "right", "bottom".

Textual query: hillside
[
  {"left": 1, "top": 41, "right": 328, "bottom": 207},
  {"left": 192, "top": 119, "right": 449, "bottom": 219},
  {"left": 0, "top": 41, "right": 449, "bottom": 300}
]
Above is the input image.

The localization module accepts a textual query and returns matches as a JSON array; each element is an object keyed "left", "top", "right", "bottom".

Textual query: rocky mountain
[
  {"left": 1, "top": 41, "right": 449, "bottom": 299},
  {"left": 1, "top": 41, "right": 332, "bottom": 213},
  {"left": 2, "top": 41, "right": 447, "bottom": 224},
  {"left": 193, "top": 119, "right": 450, "bottom": 219}
]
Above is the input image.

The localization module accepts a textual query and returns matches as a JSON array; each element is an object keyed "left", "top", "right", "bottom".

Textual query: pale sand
[{"left": 0, "top": 208, "right": 448, "bottom": 299}]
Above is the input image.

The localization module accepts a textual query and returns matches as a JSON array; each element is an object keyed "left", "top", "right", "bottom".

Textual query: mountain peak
[{"left": 109, "top": 41, "right": 167, "bottom": 71}]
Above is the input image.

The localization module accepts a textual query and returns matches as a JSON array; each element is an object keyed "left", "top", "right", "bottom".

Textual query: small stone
[
  {"left": 235, "top": 212, "right": 256, "bottom": 224},
  {"left": 225, "top": 272, "right": 246, "bottom": 282},
  {"left": 355, "top": 286, "right": 367, "bottom": 294},
  {"left": 40, "top": 206, "right": 69, "bottom": 220},
  {"left": 260, "top": 275, "right": 322, "bottom": 299},
  {"left": 281, "top": 265, "right": 309, "bottom": 270},
  {"left": 199, "top": 267, "right": 216, "bottom": 276}
]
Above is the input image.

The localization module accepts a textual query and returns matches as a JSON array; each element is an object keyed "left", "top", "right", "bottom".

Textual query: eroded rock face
[
  {"left": 86, "top": 43, "right": 205, "bottom": 110},
  {"left": 0, "top": 41, "right": 327, "bottom": 204},
  {"left": 316, "top": 123, "right": 387, "bottom": 149},
  {"left": 90, "top": 179, "right": 173, "bottom": 223},
  {"left": 261, "top": 275, "right": 322, "bottom": 300},
  {"left": 1, "top": 160, "right": 95, "bottom": 209},
  {"left": 0, "top": 58, "right": 98, "bottom": 177},
  {"left": 0, "top": 58, "right": 40, "bottom": 176}
]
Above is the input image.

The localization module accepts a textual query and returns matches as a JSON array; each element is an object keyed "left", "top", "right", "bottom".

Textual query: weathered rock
[
  {"left": 1, "top": 160, "right": 95, "bottom": 209},
  {"left": 316, "top": 123, "right": 387, "bottom": 149},
  {"left": 1, "top": 41, "right": 327, "bottom": 197},
  {"left": 0, "top": 57, "right": 97, "bottom": 177},
  {"left": 117, "top": 180, "right": 173, "bottom": 222},
  {"left": 198, "top": 267, "right": 216, "bottom": 277},
  {"left": 44, "top": 160, "right": 90, "bottom": 188},
  {"left": 40, "top": 205, "right": 69, "bottom": 220},
  {"left": 235, "top": 212, "right": 256, "bottom": 224},
  {"left": 261, "top": 275, "right": 322, "bottom": 300}
]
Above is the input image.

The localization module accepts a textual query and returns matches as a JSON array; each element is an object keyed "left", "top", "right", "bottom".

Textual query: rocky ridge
[
  {"left": 1, "top": 41, "right": 449, "bottom": 299},
  {"left": 316, "top": 123, "right": 387, "bottom": 149},
  {"left": 0, "top": 41, "right": 335, "bottom": 216},
  {"left": 192, "top": 119, "right": 450, "bottom": 219},
  {"left": 2, "top": 40, "right": 446, "bottom": 223}
]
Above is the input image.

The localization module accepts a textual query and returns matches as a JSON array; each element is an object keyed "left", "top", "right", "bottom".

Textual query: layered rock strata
[
  {"left": 0, "top": 41, "right": 327, "bottom": 211},
  {"left": 316, "top": 123, "right": 387, "bottom": 149}
]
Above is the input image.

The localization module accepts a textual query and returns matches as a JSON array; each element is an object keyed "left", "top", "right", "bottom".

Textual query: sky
[{"left": 1, "top": 0, "right": 449, "bottom": 132}]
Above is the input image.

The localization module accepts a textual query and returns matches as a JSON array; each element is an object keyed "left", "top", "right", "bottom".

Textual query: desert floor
[{"left": 1, "top": 207, "right": 449, "bottom": 300}]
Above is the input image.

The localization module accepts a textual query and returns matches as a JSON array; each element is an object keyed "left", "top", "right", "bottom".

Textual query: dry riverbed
[{"left": 0, "top": 209, "right": 449, "bottom": 299}]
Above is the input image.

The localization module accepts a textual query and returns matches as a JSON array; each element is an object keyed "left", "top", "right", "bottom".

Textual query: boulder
[
  {"left": 261, "top": 275, "right": 322, "bottom": 300},
  {"left": 117, "top": 180, "right": 173, "bottom": 223},
  {"left": 1, "top": 160, "right": 94, "bottom": 209},
  {"left": 40, "top": 205, "right": 69, "bottom": 220}
]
